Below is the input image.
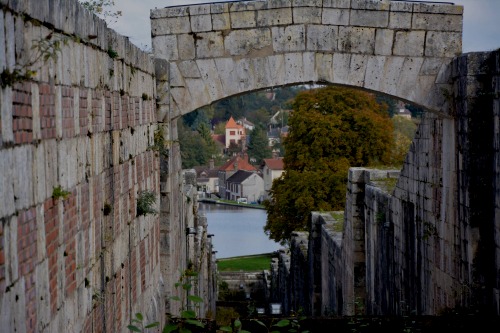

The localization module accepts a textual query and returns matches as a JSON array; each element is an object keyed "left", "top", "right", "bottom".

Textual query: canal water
[{"left": 198, "top": 202, "right": 283, "bottom": 259}]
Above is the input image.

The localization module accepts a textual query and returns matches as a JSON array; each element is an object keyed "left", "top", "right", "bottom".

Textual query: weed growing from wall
[
  {"left": 0, "top": 34, "right": 68, "bottom": 88},
  {"left": 136, "top": 190, "right": 157, "bottom": 217},
  {"left": 52, "top": 185, "right": 71, "bottom": 200}
]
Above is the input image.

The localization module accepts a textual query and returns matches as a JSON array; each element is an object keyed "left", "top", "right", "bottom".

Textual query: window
[{"left": 230, "top": 130, "right": 236, "bottom": 135}]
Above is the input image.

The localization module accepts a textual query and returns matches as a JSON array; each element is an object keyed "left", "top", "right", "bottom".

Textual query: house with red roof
[
  {"left": 225, "top": 116, "right": 246, "bottom": 149},
  {"left": 218, "top": 153, "right": 257, "bottom": 199},
  {"left": 261, "top": 156, "right": 284, "bottom": 199}
]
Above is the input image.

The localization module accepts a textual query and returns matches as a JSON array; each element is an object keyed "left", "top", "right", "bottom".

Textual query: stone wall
[
  {"left": 0, "top": 0, "right": 161, "bottom": 332},
  {"left": 276, "top": 50, "right": 500, "bottom": 317}
]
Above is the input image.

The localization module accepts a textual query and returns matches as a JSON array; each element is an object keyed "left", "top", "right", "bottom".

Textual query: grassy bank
[{"left": 217, "top": 253, "right": 274, "bottom": 272}]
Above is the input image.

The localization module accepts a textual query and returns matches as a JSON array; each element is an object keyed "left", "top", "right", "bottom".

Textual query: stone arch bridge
[{"left": 152, "top": 0, "right": 462, "bottom": 120}]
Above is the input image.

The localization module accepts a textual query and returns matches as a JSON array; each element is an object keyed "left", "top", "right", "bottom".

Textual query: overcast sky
[{"left": 108, "top": 0, "right": 499, "bottom": 53}]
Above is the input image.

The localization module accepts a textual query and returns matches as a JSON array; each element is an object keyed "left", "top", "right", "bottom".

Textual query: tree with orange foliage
[{"left": 264, "top": 86, "right": 394, "bottom": 244}]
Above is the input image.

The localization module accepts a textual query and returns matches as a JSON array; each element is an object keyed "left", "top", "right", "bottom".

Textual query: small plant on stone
[
  {"left": 1, "top": 33, "right": 68, "bottom": 88},
  {"left": 164, "top": 269, "right": 206, "bottom": 333},
  {"left": 52, "top": 185, "right": 71, "bottom": 200},
  {"left": 151, "top": 129, "right": 169, "bottom": 158},
  {"left": 127, "top": 312, "right": 159, "bottom": 333},
  {"left": 136, "top": 190, "right": 157, "bottom": 217}
]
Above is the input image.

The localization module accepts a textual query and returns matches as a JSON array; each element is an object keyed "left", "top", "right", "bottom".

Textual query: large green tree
[
  {"left": 264, "top": 86, "right": 394, "bottom": 244},
  {"left": 178, "top": 119, "right": 219, "bottom": 168},
  {"left": 247, "top": 126, "right": 272, "bottom": 165}
]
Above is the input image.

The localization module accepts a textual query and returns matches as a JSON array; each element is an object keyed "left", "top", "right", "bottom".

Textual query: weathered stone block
[
  {"left": 374, "top": 29, "right": 393, "bottom": 55},
  {"left": 150, "top": 6, "right": 188, "bottom": 19},
  {"left": 393, "top": 30, "right": 425, "bottom": 57},
  {"left": 315, "top": 53, "right": 334, "bottom": 83},
  {"left": 0, "top": 88, "right": 13, "bottom": 143},
  {"left": 293, "top": 7, "right": 322, "bottom": 24},
  {"left": 390, "top": 1, "right": 412, "bottom": 12},
  {"left": 349, "top": 168, "right": 367, "bottom": 183},
  {"left": 413, "top": 3, "right": 463, "bottom": 15},
  {"left": 14, "top": 145, "right": 34, "bottom": 210},
  {"left": 266, "top": 0, "right": 292, "bottom": 9},
  {"left": 353, "top": 0, "right": 390, "bottom": 11},
  {"left": 178, "top": 34, "right": 195, "bottom": 60},
  {"left": 195, "top": 32, "right": 225, "bottom": 59},
  {"left": 349, "top": 54, "right": 368, "bottom": 87},
  {"left": 257, "top": 8, "right": 293, "bottom": 26},
  {"left": 213, "top": 57, "right": 239, "bottom": 96},
  {"left": 272, "top": 25, "right": 306, "bottom": 52},
  {"left": 230, "top": 11, "right": 256, "bottom": 29},
  {"left": 177, "top": 60, "right": 201, "bottom": 79},
  {"left": 197, "top": 58, "right": 225, "bottom": 100},
  {"left": 151, "top": 17, "right": 191, "bottom": 36},
  {"left": 389, "top": 12, "right": 412, "bottom": 29},
  {"left": 211, "top": 3, "right": 230, "bottom": 15},
  {"left": 412, "top": 13, "right": 462, "bottom": 32},
  {"left": 36, "top": 259, "right": 51, "bottom": 327},
  {"left": 378, "top": 56, "right": 405, "bottom": 96},
  {"left": 425, "top": 31, "right": 462, "bottom": 58},
  {"left": 152, "top": 35, "right": 178, "bottom": 61},
  {"left": 234, "top": 57, "right": 255, "bottom": 91},
  {"left": 212, "top": 12, "right": 231, "bottom": 30},
  {"left": 364, "top": 55, "right": 386, "bottom": 91},
  {"left": 191, "top": 14, "right": 212, "bottom": 32},
  {"left": 338, "top": 26, "right": 375, "bottom": 54},
  {"left": 251, "top": 56, "right": 275, "bottom": 89},
  {"left": 284, "top": 52, "right": 305, "bottom": 84},
  {"left": 322, "top": 8, "right": 349, "bottom": 26},
  {"left": 269, "top": 55, "right": 285, "bottom": 86},
  {"left": 225, "top": 28, "right": 272, "bottom": 56},
  {"left": 323, "top": 0, "right": 350, "bottom": 8},
  {"left": 190, "top": 4, "right": 211, "bottom": 15},
  {"left": 350, "top": 9, "right": 389, "bottom": 28},
  {"left": 0, "top": 149, "right": 14, "bottom": 217},
  {"left": 307, "top": 25, "right": 338, "bottom": 52}
]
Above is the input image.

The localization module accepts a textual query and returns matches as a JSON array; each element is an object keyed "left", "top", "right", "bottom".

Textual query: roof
[
  {"left": 263, "top": 158, "right": 284, "bottom": 170},
  {"left": 226, "top": 170, "right": 256, "bottom": 184},
  {"left": 219, "top": 154, "right": 257, "bottom": 172},
  {"left": 193, "top": 165, "right": 219, "bottom": 178},
  {"left": 225, "top": 116, "right": 242, "bottom": 129},
  {"left": 238, "top": 117, "right": 255, "bottom": 127}
]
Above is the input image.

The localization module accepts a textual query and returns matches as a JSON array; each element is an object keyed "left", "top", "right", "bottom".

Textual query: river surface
[{"left": 198, "top": 202, "right": 283, "bottom": 259}]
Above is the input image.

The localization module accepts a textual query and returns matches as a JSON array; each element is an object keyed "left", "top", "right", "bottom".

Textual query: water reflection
[{"left": 199, "top": 202, "right": 282, "bottom": 259}]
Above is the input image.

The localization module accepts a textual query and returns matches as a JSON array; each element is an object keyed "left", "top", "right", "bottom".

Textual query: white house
[
  {"left": 225, "top": 116, "right": 246, "bottom": 148},
  {"left": 261, "top": 157, "right": 284, "bottom": 199},
  {"left": 225, "top": 170, "right": 264, "bottom": 203}
]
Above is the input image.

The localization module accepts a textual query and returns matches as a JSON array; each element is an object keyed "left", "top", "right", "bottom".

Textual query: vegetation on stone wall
[
  {"left": 79, "top": 0, "right": 122, "bottom": 24},
  {"left": 0, "top": 34, "right": 67, "bottom": 88},
  {"left": 264, "top": 86, "right": 395, "bottom": 244},
  {"left": 136, "top": 190, "right": 157, "bottom": 217}
]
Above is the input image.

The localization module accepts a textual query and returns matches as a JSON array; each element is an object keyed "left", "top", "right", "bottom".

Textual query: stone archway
[{"left": 152, "top": 0, "right": 462, "bottom": 120}]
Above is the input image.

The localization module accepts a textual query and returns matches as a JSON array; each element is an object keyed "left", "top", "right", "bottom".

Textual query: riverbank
[{"left": 199, "top": 198, "right": 266, "bottom": 210}]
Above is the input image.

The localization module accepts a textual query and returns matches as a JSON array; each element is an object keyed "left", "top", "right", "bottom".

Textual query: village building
[
  {"left": 225, "top": 116, "right": 246, "bottom": 149},
  {"left": 218, "top": 154, "right": 257, "bottom": 199},
  {"left": 225, "top": 170, "right": 264, "bottom": 203},
  {"left": 261, "top": 156, "right": 285, "bottom": 200}
]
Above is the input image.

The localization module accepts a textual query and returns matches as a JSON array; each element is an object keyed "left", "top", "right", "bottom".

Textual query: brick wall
[{"left": 0, "top": 0, "right": 161, "bottom": 332}]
